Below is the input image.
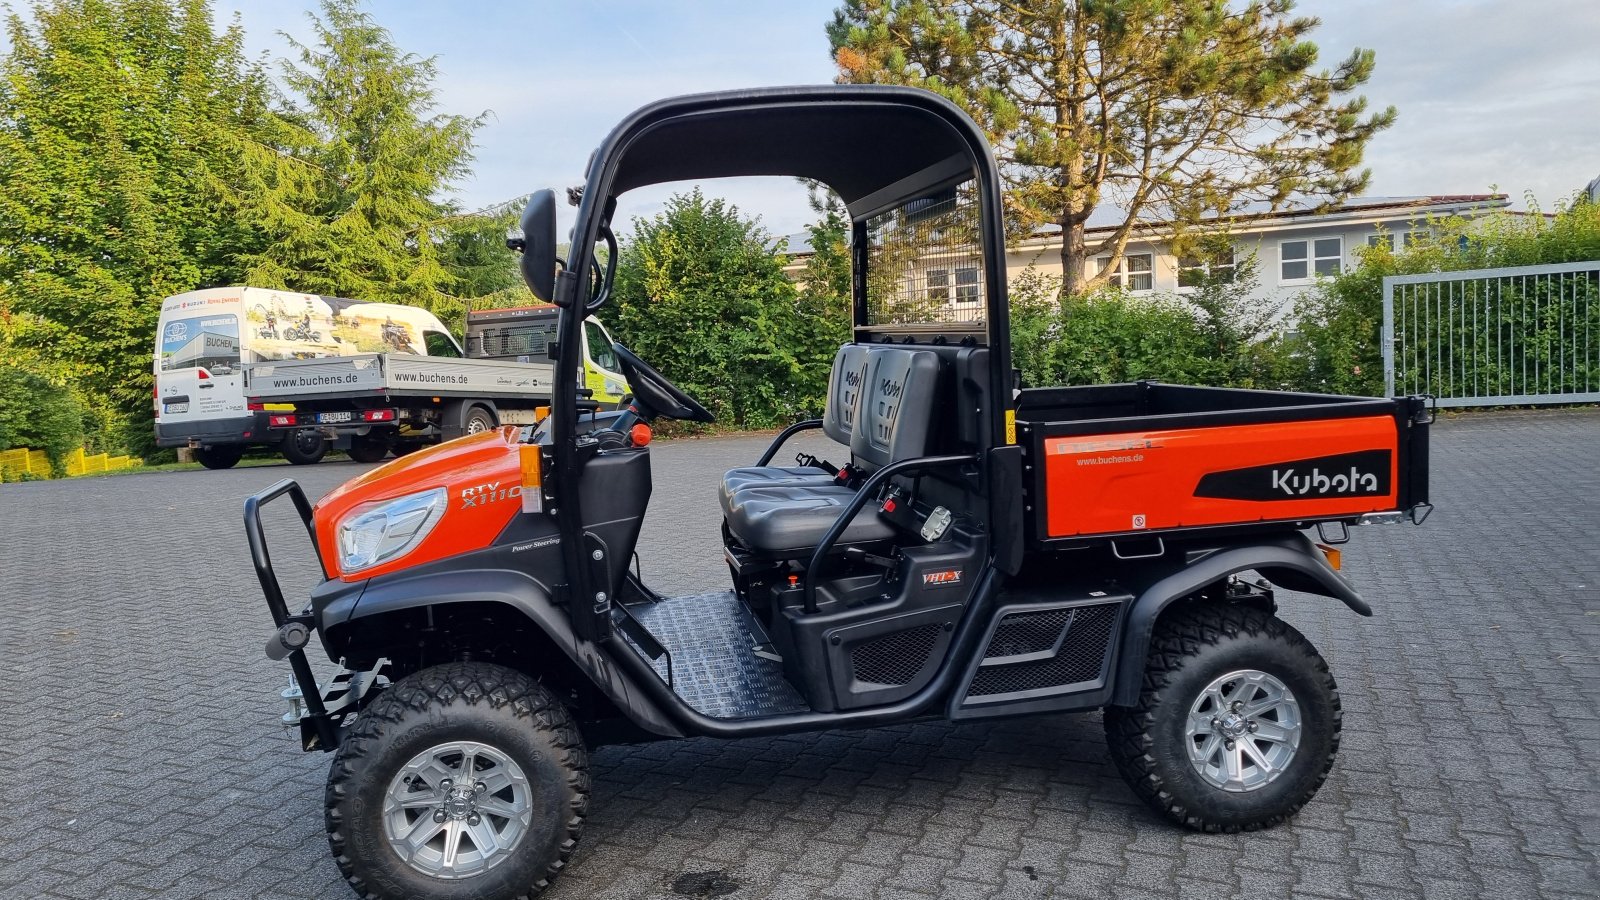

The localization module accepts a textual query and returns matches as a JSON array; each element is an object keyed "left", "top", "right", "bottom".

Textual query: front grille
[
  {"left": 967, "top": 603, "right": 1118, "bottom": 698},
  {"left": 851, "top": 623, "right": 944, "bottom": 686}
]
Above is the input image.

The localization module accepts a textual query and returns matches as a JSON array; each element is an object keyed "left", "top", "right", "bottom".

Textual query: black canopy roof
[{"left": 596, "top": 86, "right": 987, "bottom": 220}]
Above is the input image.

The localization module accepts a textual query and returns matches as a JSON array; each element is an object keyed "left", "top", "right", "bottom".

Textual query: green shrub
[
  {"left": 611, "top": 190, "right": 849, "bottom": 428},
  {"left": 1010, "top": 263, "right": 1277, "bottom": 389},
  {"left": 1281, "top": 194, "right": 1600, "bottom": 397},
  {"left": 0, "top": 359, "right": 86, "bottom": 476}
]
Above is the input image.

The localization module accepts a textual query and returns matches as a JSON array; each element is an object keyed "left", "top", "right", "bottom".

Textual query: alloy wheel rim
[
  {"left": 382, "top": 740, "right": 533, "bottom": 879},
  {"left": 1185, "top": 669, "right": 1302, "bottom": 793}
]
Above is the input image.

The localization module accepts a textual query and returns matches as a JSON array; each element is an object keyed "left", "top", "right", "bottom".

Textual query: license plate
[
  {"left": 165, "top": 402, "right": 189, "bottom": 414},
  {"left": 316, "top": 411, "right": 353, "bottom": 424}
]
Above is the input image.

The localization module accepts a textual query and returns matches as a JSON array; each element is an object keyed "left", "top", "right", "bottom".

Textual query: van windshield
[{"left": 160, "top": 314, "right": 240, "bottom": 373}]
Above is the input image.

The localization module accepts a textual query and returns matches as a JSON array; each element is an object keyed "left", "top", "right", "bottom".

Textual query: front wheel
[
  {"left": 193, "top": 445, "right": 243, "bottom": 470},
  {"left": 281, "top": 429, "right": 327, "bottom": 465},
  {"left": 1104, "top": 602, "right": 1340, "bottom": 833},
  {"left": 326, "top": 663, "right": 588, "bottom": 900},
  {"left": 347, "top": 433, "right": 390, "bottom": 464}
]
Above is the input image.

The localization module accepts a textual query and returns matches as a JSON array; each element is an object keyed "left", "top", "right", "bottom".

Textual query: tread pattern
[
  {"left": 325, "top": 662, "right": 589, "bottom": 900},
  {"left": 1104, "top": 602, "right": 1341, "bottom": 833}
]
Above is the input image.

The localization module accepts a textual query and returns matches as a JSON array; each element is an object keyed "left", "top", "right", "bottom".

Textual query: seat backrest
[
  {"left": 821, "top": 343, "right": 871, "bottom": 444},
  {"left": 851, "top": 346, "right": 940, "bottom": 470}
]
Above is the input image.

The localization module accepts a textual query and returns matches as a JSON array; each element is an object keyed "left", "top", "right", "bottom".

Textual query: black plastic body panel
[{"left": 948, "top": 587, "right": 1132, "bottom": 720}]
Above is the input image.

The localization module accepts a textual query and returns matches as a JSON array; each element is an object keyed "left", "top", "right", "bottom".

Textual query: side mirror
[{"left": 511, "top": 189, "right": 558, "bottom": 303}]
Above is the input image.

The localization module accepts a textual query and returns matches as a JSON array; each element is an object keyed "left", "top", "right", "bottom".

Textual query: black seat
[
  {"left": 724, "top": 346, "right": 940, "bottom": 555},
  {"left": 718, "top": 344, "right": 870, "bottom": 515}
]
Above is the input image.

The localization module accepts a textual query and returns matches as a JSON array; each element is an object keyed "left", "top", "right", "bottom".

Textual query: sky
[{"left": 10, "top": 0, "right": 1600, "bottom": 237}]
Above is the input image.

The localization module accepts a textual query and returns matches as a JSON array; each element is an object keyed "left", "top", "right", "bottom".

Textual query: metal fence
[{"left": 1383, "top": 260, "right": 1600, "bottom": 407}]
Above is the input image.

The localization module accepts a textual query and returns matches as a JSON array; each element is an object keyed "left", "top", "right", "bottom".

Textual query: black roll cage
[{"left": 545, "top": 86, "right": 1017, "bottom": 613}]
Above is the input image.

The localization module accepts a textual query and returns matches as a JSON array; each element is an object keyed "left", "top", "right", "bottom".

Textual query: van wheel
[
  {"left": 193, "top": 445, "right": 243, "bottom": 470},
  {"left": 326, "top": 663, "right": 588, "bottom": 900},
  {"left": 1103, "top": 603, "right": 1340, "bottom": 833},
  {"left": 348, "top": 434, "right": 390, "bottom": 464},
  {"left": 391, "top": 441, "right": 425, "bottom": 458},
  {"left": 282, "top": 429, "right": 328, "bottom": 465},
  {"left": 464, "top": 406, "right": 497, "bottom": 435}
]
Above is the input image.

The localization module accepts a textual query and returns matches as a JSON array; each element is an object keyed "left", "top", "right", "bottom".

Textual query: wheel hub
[
  {"left": 382, "top": 740, "right": 533, "bottom": 880},
  {"left": 1185, "top": 669, "right": 1303, "bottom": 793}
]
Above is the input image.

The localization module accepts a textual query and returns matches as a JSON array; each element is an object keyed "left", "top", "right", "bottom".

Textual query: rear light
[
  {"left": 248, "top": 402, "right": 264, "bottom": 411},
  {"left": 361, "top": 409, "right": 396, "bottom": 422},
  {"left": 269, "top": 414, "right": 296, "bottom": 427}
]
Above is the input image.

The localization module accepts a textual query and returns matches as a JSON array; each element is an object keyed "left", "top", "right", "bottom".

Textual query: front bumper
[{"left": 245, "top": 478, "right": 378, "bottom": 751}]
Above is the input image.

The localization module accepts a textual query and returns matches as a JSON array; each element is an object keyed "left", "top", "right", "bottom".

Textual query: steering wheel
[{"left": 610, "top": 343, "right": 715, "bottom": 424}]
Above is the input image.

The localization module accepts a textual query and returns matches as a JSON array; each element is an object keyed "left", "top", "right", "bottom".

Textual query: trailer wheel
[
  {"left": 1103, "top": 603, "right": 1340, "bottom": 833},
  {"left": 463, "top": 405, "right": 497, "bottom": 435},
  {"left": 326, "top": 663, "right": 587, "bottom": 900},
  {"left": 282, "top": 429, "right": 328, "bottom": 465},
  {"left": 193, "top": 445, "right": 243, "bottom": 470},
  {"left": 348, "top": 433, "right": 390, "bottom": 464}
]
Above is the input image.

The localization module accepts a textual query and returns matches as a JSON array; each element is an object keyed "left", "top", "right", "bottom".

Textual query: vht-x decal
[{"left": 1194, "top": 450, "right": 1391, "bottom": 501}]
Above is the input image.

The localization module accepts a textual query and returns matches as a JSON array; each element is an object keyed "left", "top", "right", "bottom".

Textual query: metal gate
[{"left": 1383, "top": 261, "right": 1600, "bottom": 407}]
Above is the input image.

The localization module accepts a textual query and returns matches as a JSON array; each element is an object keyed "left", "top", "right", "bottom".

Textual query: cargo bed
[{"left": 1015, "top": 382, "right": 1431, "bottom": 544}]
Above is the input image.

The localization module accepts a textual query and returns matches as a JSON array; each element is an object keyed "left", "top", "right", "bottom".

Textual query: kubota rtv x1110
[{"left": 246, "top": 86, "right": 1430, "bottom": 900}]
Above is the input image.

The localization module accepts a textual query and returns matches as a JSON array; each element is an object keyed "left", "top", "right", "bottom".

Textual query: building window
[
  {"left": 1367, "top": 233, "right": 1394, "bottom": 251},
  {"left": 925, "top": 266, "right": 981, "bottom": 303},
  {"left": 1177, "top": 251, "right": 1237, "bottom": 290},
  {"left": 954, "top": 266, "right": 980, "bottom": 302},
  {"left": 1280, "top": 237, "right": 1342, "bottom": 282},
  {"left": 1099, "top": 253, "right": 1154, "bottom": 292}
]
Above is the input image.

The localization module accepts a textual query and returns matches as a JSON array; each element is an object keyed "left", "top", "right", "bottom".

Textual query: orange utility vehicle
[{"left": 246, "top": 87, "right": 1430, "bottom": 900}]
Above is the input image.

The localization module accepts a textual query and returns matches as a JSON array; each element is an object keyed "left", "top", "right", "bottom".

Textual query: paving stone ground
[{"left": 1, "top": 410, "right": 1596, "bottom": 899}]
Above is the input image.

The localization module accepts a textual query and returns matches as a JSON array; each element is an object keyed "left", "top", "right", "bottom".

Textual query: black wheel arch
[
  {"left": 1109, "top": 532, "right": 1366, "bottom": 707},
  {"left": 318, "top": 567, "right": 683, "bottom": 739}
]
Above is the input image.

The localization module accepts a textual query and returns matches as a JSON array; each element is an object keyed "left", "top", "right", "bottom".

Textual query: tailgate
[{"left": 245, "top": 356, "right": 386, "bottom": 398}]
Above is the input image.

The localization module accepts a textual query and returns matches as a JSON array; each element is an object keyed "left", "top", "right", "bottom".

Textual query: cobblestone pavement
[{"left": 1, "top": 411, "right": 1596, "bottom": 900}]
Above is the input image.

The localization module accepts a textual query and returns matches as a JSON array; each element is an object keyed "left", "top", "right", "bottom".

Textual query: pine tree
[
  {"left": 240, "top": 0, "right": 482, "bottom": 320},
  {"left": 830, "top": 0, "right": 1396, "bottom": 294}
]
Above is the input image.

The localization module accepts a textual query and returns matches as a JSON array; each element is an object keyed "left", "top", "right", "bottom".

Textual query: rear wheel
[
  {"left": 193, "top": 445, "right": 243, "bottom": 470},
  {"left": 463, "top": 405, "right": 497, "bottom": 435},
  {"left": 391, "top": 441, "right": 426, "bottom": 458},
  {"left": 282, "top": 429, "right": 327, "bottom": 465},
  {"left": 1104, "top": 602, "right": 1340, "bottom": 832},
  {"left": 326, "top": 663, "right": 588, "bottom": 900},
  {"left": 348, "top": 434, "right": 390, "bottom": 464}
]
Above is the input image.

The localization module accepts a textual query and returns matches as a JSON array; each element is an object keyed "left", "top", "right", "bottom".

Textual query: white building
[{"left": 786, "top": 193, "right": 1511, "bottom": 319}]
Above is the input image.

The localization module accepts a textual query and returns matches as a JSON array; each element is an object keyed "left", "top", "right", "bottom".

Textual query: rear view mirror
[{"left": 512, "top": 189, "right": 558, "bottom": 303}]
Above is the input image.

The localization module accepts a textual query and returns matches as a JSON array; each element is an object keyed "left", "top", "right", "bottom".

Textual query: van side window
[
  {"left": 585, "top": 321, "right": 618, "bottom": 371},
  {"left": 424, "top": 331, "right": 462, "bottom": 358}
]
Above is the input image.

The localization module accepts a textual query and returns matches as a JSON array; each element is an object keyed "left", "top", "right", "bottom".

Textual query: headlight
[{"left": 336, "top": 487, "right": 447, "bottom": 574}]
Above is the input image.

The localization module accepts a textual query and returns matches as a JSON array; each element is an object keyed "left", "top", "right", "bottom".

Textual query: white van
[{"left": 154, "top": 287, "right": 459, "bottom": 469}]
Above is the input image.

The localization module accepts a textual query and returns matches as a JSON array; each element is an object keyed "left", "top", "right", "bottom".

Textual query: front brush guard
[{"left": 245, "top": 478, "right": 373, "bottom": 751}]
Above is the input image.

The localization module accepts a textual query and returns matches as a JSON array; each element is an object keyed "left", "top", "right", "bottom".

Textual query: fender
[
  {"left": 321, "top": 566, "right": 683, "bottom": 739},
  {"left": 1109, "top": 532, "right": 1368, "bottom": 707}
]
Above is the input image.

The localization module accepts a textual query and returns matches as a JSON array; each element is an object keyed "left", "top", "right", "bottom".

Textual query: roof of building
[{"left": 780, "top": 193, "right": 1509, "bottom": 259}]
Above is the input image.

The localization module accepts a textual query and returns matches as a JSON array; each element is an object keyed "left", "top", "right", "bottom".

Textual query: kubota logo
[
  {"left": 1194, "top": 450, "right": 1391, "bottom": 502},
  {"left": 1271, "top": 466, "right": 1379, "bottom": 496},
  {"left": 922, "top": 569, "right": 962, "bottom": 587},
  {"left": 461, "top": 481, "right": 521, "bottom": 509}
]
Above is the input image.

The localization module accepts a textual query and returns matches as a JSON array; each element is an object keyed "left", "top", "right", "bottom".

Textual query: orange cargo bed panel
[{"left": 1041, "top": 416, "right": 1400, "bottom": 538}]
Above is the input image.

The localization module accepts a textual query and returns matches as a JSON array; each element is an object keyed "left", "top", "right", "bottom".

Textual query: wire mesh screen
[{"left": 864, "top": 181, "right": 985, "bottom": 326}]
